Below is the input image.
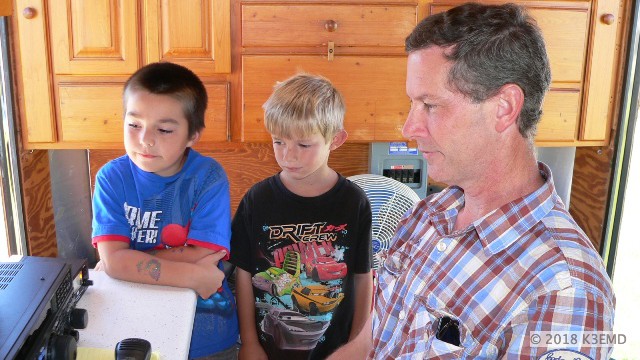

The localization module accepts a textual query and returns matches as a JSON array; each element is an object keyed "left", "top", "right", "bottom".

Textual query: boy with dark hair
[
  {"left": 92, "top": 62, "right": 239, "bottom": 359},
  {"left": 230, "top": 74, "right": 374, "bottom": 360}
]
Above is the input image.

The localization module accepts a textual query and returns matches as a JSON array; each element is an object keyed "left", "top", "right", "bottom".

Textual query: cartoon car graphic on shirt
[
  {"left": 252, "top": 251, "right": 302, "bottom": 296},
  {"left": 305, "top": 256, "right": 347, "bottom": 281},
  {"left": 291, "top": 284, "right": 344, "bottom": 316},
  {"left": 258, "top": 304, "right": 330, "bottom": 350}
]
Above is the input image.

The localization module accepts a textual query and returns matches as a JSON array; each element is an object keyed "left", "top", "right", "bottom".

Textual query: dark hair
[
  {"left": 123, "top": 62, "right": 207, "bottom": 138},
  {"left": 405, "top": 2, "right": 551, "bottom": 140}
]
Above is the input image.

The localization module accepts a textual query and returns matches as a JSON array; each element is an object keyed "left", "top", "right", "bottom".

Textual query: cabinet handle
[
  {"left": 328, "top": 41, "right": 335, "bottom": 61},
  {"left": 325, "top": 20, "right": 338, "bottom": 32},
  {"left": 23, "top": 7, "right": 37, "bottom": 19},
  {"left": 601, "top": 13, "right": 615, "bottom": 25}
]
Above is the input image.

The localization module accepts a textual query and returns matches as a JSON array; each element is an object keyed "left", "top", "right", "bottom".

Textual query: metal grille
[{"left": 0, "top": 262, "right": 23, "bottom": 290}]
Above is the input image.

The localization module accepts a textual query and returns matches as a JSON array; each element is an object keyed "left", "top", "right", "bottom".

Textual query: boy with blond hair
[{"left": 230, "top": 74, "right": 373, "bottom": 360}]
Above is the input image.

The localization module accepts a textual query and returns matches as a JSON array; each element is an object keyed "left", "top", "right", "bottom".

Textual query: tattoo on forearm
[
  {"left": 136, "top": 259, "right": 161, "bottom": 281},
  {"left": 169, "top": 247, "right": 185, "bottom": 253}
]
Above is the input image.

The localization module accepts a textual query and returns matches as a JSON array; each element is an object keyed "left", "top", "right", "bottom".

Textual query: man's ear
[
  {"left": 186, "top": 131, "right": 201, "bottom": 148},
  {"left": 494, "top": 84, "right": 524, "bottom": 133},
  {"left": 330, "top": 130, "right": 348, "bottom": 150}
]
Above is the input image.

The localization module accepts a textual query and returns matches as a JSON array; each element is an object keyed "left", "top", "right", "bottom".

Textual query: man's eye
[
  {"left": 424, "top": 103, "right": 436, "bottom": 111},
  {"left": 128, "top": 123, "right": 140, "bottom": 129},
  {"left": 158, "top": 129, "right": 174, "bottom": 134},
  {"left": 299, "top": 144, "right": 311, "bottom": 148}
]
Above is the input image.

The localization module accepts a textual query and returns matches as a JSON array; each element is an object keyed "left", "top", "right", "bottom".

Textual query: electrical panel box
[{"left": 369, "top": 142, "right": 427, "bottom": 198}]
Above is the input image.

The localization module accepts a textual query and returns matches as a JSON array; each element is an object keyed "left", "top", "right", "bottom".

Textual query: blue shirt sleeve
[
  {"left": 186, "top": 161, "right": 232, "bottom": 253},
  {"left": 91, "top": 163, "right": 131, "bottom": 241}
]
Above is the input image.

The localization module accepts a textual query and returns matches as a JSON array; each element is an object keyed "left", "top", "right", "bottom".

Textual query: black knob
[
  {"left": 66, "top": 329, "right": 80, "bottom": 342},
  {"left": 69, "top": 308, "right": 88, "bottom": 329},
  {"left": 47, "top": 334, "right": 77, "bottom": 360}
]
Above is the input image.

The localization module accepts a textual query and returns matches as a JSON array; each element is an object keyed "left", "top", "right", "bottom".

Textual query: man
[{"left": 329, "top": 2, "right": 615, "bottom": 359}]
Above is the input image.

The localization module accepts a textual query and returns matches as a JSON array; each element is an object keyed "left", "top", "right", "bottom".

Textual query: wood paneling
[
  {"left": 88, "top": 142, "right": 370, "bottom": 214},
  {"left": 20, "top": 150, "right": 57, "bottom": 257},
  {"left": 0, "top": 0, "right": 12, "bottom": 15},
  {"left": 569, "top": 146, "right": 612, "bottom": 251},
  {"left": 57, "top": 82, "right": 229, "bottom": 144},
  {"left": 18, "top": 143, "right": 609, "bottom": 256},
  {"left": 242, "top": 56, "right": 408, "bottom": 142},
  {"left": 242, "top": 4, "right": 415, "bottom": 48}
]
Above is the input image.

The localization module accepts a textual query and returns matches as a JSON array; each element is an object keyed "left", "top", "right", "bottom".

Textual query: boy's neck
[{"left": 279, "top": 168, "right": 339, "bottom": 197}]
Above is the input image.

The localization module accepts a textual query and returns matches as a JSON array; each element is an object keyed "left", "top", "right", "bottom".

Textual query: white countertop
[{"left": 76, "top": 270, "right": 197, "bottom": 360}]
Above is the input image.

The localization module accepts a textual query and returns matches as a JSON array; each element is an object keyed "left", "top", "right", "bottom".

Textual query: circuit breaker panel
[{"left": 369, "top": 142, "right": 427, "bottom": 198}]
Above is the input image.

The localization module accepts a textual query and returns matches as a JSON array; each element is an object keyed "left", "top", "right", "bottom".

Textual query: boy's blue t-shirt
[{"left": 91, "top": 148, "right": 238, "bottom": 358}]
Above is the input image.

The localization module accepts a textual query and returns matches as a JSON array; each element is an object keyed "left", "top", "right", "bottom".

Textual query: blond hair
[{"left": 263, "top": 74, "right": 345, "bottom": 142}]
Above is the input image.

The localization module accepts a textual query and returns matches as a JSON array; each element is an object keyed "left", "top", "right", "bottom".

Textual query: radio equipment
[{"left": 0, "top": 256, "right": 92, "bottom": 359}]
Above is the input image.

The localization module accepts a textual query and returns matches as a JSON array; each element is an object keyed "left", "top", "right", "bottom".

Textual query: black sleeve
[
  {"left": 353, "top": 188, "right": 373, "bottom": 274},
  {"left": 229, "top": 191, "right": 254, "bottom": 272}
]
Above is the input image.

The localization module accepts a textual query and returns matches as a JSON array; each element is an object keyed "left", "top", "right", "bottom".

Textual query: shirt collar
[{"left": 426, "top": 162, "right": 560, "bottom": 254}]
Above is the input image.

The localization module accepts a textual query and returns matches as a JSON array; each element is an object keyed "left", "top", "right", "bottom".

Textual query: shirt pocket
[
  {"left": 423, "top": 307, "right": 464, "bottom": 359},
  {"left": 390, "top": 299, "right": 464, "bottom": 360},
  {"left": 420, "top": 300, "right": 484, "bottom": 360}
]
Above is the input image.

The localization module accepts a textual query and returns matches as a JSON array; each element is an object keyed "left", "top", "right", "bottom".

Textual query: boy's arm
[
  {"left": 97, "top": 241, "right": 226, "bottom": 299},
  {"left": 350, "top": 271, "right": 374, "bottom": 340},
  {"left": 235, "top": 268, "right": 268, "bottom": 360},
  {"left": 146, "top": 245, "right": 215, "bottom": 263},
  {"left": 327, "top": 314, "right": 373, "bottom": 360}
]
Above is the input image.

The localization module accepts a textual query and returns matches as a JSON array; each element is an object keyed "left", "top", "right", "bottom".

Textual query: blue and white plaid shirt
[{"left": 371, "top": 163, "right": 615, "bottom": 359}]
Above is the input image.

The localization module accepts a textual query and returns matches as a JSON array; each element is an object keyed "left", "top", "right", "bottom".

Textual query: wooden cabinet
[
  {"left": 240, "top": 1, "right": 417, "bottom": 142},
  {"left": 240, "top": 0, "right": 625, "bottom": 146},
  {"left": 13, "top": 0, "right": 231, "bottom": 148},
  {"left": 13, "top": 0, "right": 628, "bottom": 148}
]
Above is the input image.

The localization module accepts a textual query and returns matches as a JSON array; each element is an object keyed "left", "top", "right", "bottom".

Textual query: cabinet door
[
  {"left": 15, "top": 0, "right": 56, "bottom": 143},
  {"left": 48, "top": 0, "right": 140, "bottom": 75},
  {"left": 144, "top": 0, "right": 231, "bottom": 75},
  {"left": 243, "top": 55, "right": 407, "bottom": 142},
  {"left": 58, "top": 83, "right": 229, "bottom": 146},
  {"left": 581, "top": 0, "right": 621, "bottom": 142}
]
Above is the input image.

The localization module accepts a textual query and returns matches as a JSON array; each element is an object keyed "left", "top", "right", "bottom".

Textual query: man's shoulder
[
  {"left": 537, "top": 205, "right": 596, "bottom": 258},
  {"left": 530, "top": 207, "right": 612, "bottom": 299}
]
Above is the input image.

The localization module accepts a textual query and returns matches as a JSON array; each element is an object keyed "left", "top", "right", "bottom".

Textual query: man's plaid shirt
[{"left": 371, "top": 163, "right": 615, "bottom": 359}]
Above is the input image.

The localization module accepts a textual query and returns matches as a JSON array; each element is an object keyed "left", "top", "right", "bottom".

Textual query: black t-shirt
[{"left": 230, "top": 173, "right": 372, "bottom": 360}]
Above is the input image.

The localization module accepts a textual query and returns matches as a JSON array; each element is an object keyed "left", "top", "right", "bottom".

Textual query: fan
[{"left": 348, "top": 174, "right": 421, "bottom": 269}]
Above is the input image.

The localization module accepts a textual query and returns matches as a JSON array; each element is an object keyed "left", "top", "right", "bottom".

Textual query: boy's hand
[
  {"left": 239, "top": 341, "right": 268, "bottom": 360},
  {"left": 193, "top": 251, "right": 227, "bottom": 298}
]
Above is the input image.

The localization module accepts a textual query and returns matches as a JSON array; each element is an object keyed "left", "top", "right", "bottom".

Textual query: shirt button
[
  {"left": 437, "top": 241, "right": 447, "bottom": 252},
  {"left": 399, "top": 310, "right": 406, "bottom": 320}
]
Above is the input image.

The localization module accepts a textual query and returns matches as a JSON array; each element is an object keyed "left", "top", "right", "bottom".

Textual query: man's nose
[{"left": 402, "top": 108, "right": 418, "bottom": 140}]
